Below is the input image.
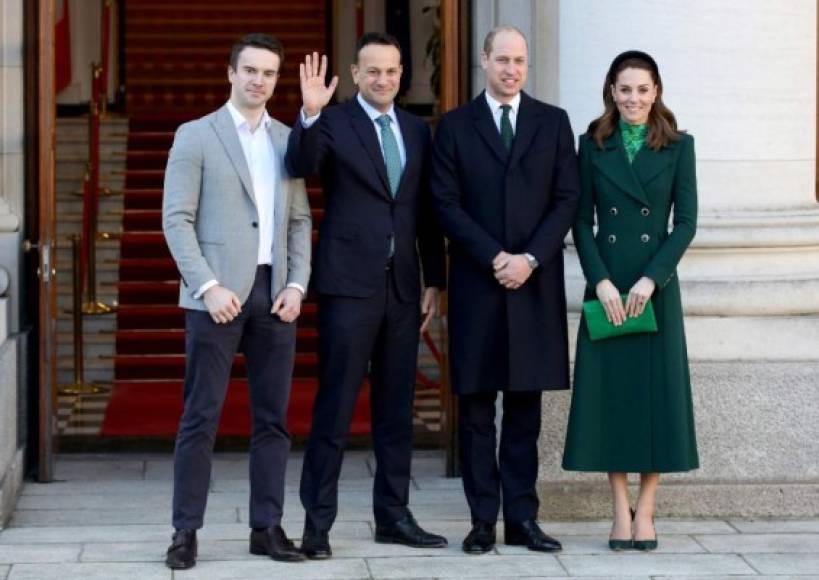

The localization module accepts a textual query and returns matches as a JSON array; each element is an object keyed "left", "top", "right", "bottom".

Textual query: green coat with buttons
[{"left": 562, "top": 129, "right": 699, "bottom": 473}]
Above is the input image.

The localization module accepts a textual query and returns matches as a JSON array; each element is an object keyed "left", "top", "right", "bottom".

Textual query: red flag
[{"left": 56, "top": 0, "right": 71, "bottom": 93}]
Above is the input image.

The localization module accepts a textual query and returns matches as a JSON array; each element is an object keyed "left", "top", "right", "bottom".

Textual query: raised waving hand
[{"left": 300, "top": 52, "right": 339, "bottom": 118}]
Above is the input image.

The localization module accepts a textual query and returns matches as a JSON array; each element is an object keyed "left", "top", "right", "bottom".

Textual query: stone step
[
  {"left": 57, "top": 314, "right": 116, "bottom": 335},
  {"left": 56, "top": 142, "right": 127, "bottom": 158},
  {"left": 57, "top": 338, "right": 116, "bottom": 360}
]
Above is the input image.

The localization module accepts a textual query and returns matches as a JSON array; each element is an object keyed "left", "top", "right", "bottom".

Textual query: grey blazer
[{"left": 162, "top": 105, "right": 312, "bottom": 311}]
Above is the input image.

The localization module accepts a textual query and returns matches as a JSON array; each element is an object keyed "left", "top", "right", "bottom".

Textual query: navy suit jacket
[{"left": 286, "top": 97, "right": 445, "bottom": 302}]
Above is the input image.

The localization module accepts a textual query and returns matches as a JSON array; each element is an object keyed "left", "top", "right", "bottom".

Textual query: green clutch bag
[{"left": 582, "top": 295, "right": 658, "bottom": 341}]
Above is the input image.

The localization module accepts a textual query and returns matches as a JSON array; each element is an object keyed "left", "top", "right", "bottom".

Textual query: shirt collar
[
  {"left": 356, "top": 92, "right": 398, "bottom": 125},
  {"left": 226, "top": 100, "right": 271, "bottom": 132},
  {"left": 484, "top": 91, "right": 521, "bottom": 116},
  {"left": 618, "top": 118, "right": 648, "bottom": 136}
]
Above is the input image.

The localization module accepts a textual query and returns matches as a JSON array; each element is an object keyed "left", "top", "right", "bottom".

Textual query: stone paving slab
[
  {"left": 0, "top": 544, "right": 81, "bottom": 564},
  {"left": 212, "top": 477, "right": 376, "bottom": 493},
  {"left": 366, "top": 554, "right": 564, "bottom": 578},
  {"left": 559, "top": 553, "right": 756, "bottom": 575},
  {"left": 730, "top": 519, "right": 819, "bottom": 534},
  {"left": 81, "top": 539, "right": 290, "bottom": 562},
  {"left": 696, "top": 533, "right": 819, "bottom": 553},
  {"left": 0, "top": 524, "right": 172, "bottom": 545},
  {"left": 411, "top": 476, "right": 465, "bottom": 491},
  {"left": 8, "top": 507, "right": 239, "bottom": 527},
  {"left": 497, "top": 534, "right": 705, "bottom": 555},
  {"left": 5, "top": 562, "right": 172, "bottom": 580},
  {"left": 172, "top": 558, "right": 370, "bottom": 579},
  {"left": 654, "top": 576, "right": 815, "bottom": 580},
  {"left": 53, "top": 460, "right": 146, "bottom": 481},
  {"left": 742, "top": 553, "right": 819, "bottom": 574},
  {"left": 21, "top": 480, "right": 172, "bottom": 496}
]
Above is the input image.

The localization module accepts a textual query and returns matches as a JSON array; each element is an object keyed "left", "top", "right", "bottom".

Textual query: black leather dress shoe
[
  {"left": 165, "top": 529, "right": 197, "bottom": 569},
  {"left": 301, "top": 527, "right": 332, "bottom": 559},
  {"left": 375, "top": 513, "right": 448, "bottom": 548},
  {"left": 462, "top": 521, "right": 496, "bottom": 554},
  {"left": 249, "top": 526, "right": 305, "bottom": 562},
  {"left": 504, "top": 520, "right": 562, "bottom": 552}
]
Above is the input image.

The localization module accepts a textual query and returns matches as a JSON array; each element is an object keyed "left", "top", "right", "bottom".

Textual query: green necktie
[
  {"left": 500, "top": 104, "right": 514, "bottom": 152},
  {"left": 376, "top": 115, "right": 403, "bottom": 196}
]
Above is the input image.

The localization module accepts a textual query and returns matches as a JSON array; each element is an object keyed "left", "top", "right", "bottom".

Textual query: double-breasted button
[
  {"left": 251, "top": 221, "right": 258, "bottom": 228},
  {"left": 608, "top": 234, "right": 617, "bottom": 244},
  {"left": 610, "top": 207, "right": 618, "bottom": 216},
  {"left": 640, "top": 233, "right": 650, "bottom": 243},
  {"left": 641, "top": 207, "right": 650, "bottom": 216}
]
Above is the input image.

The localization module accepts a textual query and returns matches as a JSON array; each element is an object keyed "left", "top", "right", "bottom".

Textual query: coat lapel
[
  {"left": 212, "top": 105, "right": 256, "bottom": 206},
  {"left": 471, "top": 92, "right": 509, "bottom": 165},
  {"left": 348, "top": 99, "right": 392, "bottom": 197},
  {"left": 592, "top": 131, "right": 650, "bottom": 206},
  {"left": 508, "top": 92, "right": 539, "bottom": 168},
  {"left": 631, "top": 140, "right": 674, "bottom": 189}
]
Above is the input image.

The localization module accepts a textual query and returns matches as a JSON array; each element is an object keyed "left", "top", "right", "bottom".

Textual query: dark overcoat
[
  {"left": 562, "top": 130, "right": 699, "bottom": 473},
  {"left": 431, "top": 92, "right": 580, "bottom": 394}
]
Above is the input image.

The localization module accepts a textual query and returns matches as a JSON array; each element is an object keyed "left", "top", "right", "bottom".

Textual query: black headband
[{"left": 608, "top": 50, "right": 659, "bottom": 80}]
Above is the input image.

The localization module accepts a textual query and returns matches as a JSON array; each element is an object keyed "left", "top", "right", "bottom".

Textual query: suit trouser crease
[
  {"left": 459, "top": 390, "right": 542, "bottom": 524},
  {"left": 301, "top": 272, "right": 419, "bottom": 530},
  {"left": 172, "top": 267, "right": 296, "bottom": 530}
]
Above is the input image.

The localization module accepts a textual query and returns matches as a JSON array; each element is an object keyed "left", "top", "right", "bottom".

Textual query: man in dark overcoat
[{"left": 431, "top": 26, "right": 580, "bottom": 554}]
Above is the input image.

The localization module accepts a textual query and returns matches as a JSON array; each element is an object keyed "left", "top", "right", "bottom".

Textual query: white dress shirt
[
  {"left": 301, "top": 93, "right": 406, "bottom": 169},
  {"left": 484, "top": 90, "right": 521, "bottom": 136},
  {"left": 195, "top": 101, "right": 304, "bottom": 298}
]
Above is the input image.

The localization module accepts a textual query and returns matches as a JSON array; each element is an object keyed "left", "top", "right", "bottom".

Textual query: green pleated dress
[{"left": 562, "top": 121, "right": 699, "bottom": 473}]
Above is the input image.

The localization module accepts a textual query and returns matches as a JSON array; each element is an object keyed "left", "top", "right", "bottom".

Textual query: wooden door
[{"left": 25, "top": 0, "right": 59, "bottom": 482}]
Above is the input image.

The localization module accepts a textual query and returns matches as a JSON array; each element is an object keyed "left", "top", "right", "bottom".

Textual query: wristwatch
[{"left": 524, "top": 253, "right": 539, "bottom": 270}]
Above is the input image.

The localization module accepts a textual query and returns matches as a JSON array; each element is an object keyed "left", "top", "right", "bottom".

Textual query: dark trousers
[
  {"left": 459, "top": 390, "right": 542, "bottom": 524},
  {"left": 300, "top": 272, "right": 420, "bottom": 531},
  {"left": 172, "top": 266, "right": 297, "bottom": 530}
]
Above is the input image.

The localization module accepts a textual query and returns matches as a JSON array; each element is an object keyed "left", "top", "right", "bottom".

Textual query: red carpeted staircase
[{"left": 101, "top": 0, "right": 371, "bottom": 438}]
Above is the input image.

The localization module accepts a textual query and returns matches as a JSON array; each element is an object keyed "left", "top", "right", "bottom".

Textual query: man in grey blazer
[{"left": 162, "top": 33, "right": 311, "bottom": 570}]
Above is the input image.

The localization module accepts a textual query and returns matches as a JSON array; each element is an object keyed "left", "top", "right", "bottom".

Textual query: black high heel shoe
[
  {"left": 608, "top": 508, "right": 634, "bottom": 551},
  {"left": 632, "top": 512, "right": 657, "bottom": 551}
]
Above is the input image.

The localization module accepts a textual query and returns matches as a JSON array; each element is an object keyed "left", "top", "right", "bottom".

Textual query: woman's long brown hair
[{"left": 588, "top": 54, "right": 681, "bottom": 150}]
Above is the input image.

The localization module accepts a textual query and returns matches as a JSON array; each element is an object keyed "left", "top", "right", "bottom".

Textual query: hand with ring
[{"left": 625, "top": 276, "right": 656, "bottom": 318}]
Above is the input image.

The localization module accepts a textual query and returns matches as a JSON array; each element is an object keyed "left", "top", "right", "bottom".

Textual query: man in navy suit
[
  {"left": 285, "top": 32, "right": 447, "bottom": 558},
  {"left": 431, "top": 26, "right": 580, "bottom": 554}
]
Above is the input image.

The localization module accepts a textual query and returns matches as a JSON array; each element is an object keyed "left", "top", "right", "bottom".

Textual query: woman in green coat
[{"left": 562, "top": 51, "right": 699, "bottom": 551}]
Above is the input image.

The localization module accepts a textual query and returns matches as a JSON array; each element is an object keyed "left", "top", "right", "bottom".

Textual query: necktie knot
[{"left": 377, "top": 114, "right": 391, "bottom": 128}]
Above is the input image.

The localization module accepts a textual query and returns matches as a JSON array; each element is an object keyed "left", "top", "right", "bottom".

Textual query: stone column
[
  {"left": 472, "top": 0, "right": 819, "bottom": 516},
  {"left": 0, "top": 0, "right": 23, "bottom": 528}
]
